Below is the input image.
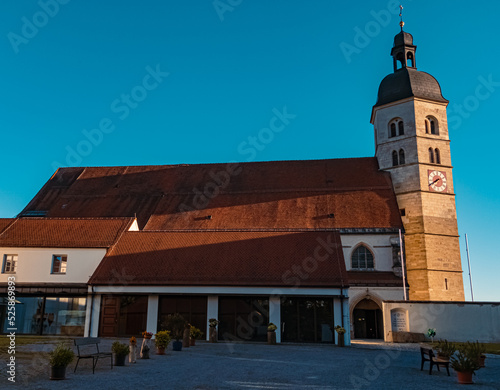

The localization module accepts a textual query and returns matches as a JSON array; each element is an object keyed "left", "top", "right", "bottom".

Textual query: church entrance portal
[{"left": 352, "top": 299, "right": 383, "bottom": 339}]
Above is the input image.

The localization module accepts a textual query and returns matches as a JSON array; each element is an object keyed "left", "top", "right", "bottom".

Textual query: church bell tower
[{"left": 371, "top": 24, "right": 465, "bottom": 301}]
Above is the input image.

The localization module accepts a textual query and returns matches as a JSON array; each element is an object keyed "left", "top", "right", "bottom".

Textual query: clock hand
[{"left": 429, "top": 178, "right": 439, "bottom": 186}]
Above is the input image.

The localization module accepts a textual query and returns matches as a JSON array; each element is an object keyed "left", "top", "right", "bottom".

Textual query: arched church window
[
  {"left": 435, "top": 148, "right": 441, "bottom": 164},
  {"left": 429, "top": 147, "right": 434, "bottom": 163},
  {"left": 399, "top": 149, "right": 405, "bottom": 165},
  {"left": 389, "top": 118, "right": 403, "bottom": 138},
  {"left": 351, "top": 245, "right": 374, "bottom": 270},
  {"left": 426, "top": 116, "right": 439, "bottom": 135},
  {"left": 392, "top": 151, "right": 399, "bottom": 167},
  {"left": 390, "top": 123, "right": 396, "bottom": 138}
]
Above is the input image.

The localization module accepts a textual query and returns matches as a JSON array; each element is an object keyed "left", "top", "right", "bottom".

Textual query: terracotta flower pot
[
  {"left": 456, "top": 371, "right": 473, "bottom": 385},
  {"left": 190, "top": 339, "right": 196, "bottom": 346},
  {"left": 267, "top": 331, "right": 276, "bottom": 345},
  {"left": 156, "top": 346, "right": 166, "bottom": 355}
]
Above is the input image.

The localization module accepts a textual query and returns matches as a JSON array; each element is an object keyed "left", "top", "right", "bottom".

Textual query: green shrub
[
  {"left": 112, "top": 341, "right": 130, "bottom": 357},
  {"left": 451, "top": 342, "right": 481, "bottom": 373},
  {"left": 436, "top": 339, "right": 456, "bottom": 358},
  {"left": 190, "top": 327, "right": 203, "bottom": 340},
  {"left": 162, "top": 313, "right": 187, "bottom": 341},
  {"left": 49, "top": 343, "right": 75, "bottom": 367},
  {"left": 154, "top": 330, "right": 172, "bottom": 348}
]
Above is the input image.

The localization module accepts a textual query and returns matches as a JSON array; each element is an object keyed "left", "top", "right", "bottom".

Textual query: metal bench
[
  {"left": 420, "top": 346, "right": 450, "bottom": 376},
  {"left": 74, "top": 337, "right": 113, "bottom": 374}
]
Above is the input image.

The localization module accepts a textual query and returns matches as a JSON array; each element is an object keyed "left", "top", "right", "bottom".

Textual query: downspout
[
  {"left": 340, "top": 287, "right": 344, "bottom": 328},
  {"left": 88, "top": 285, "right": 95, "bottom": 337}
]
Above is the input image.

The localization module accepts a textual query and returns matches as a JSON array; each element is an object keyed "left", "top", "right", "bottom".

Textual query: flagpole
[
  {"left": 465, "top": 234, "right": 474, "bottom": 302},
  {"left": 399, "top": 229, "right": 407, "bottom": 301}
]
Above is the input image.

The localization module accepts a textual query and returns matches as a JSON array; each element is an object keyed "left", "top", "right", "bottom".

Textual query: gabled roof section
[
  {"left": 89, "top": 231, "right": 348, "bottom": 288},
  {"left": 19, "top": 158, "right": 403, "bottom": 231},
  {"left": 0, "top": 219, "right": 15, "bottom": 234},
  {"left": 0, "top": 217, "right": 135, "bottom": 248}
]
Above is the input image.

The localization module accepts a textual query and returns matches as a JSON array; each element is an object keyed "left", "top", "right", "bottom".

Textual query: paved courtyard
[{"left": 5, "top": 339, "right": 500, "bottom": 389}]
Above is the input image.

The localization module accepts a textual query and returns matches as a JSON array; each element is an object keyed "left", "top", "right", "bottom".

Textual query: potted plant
[
  {"left": 129, "top": 336, "right": 137, "bottom": 363},
  {"left": 190, "top": 326, "right": 203, "bottom": 346},
  {"left": 451, "top": 342, "right": 481, "bottom": 384},
  {"left": 334, "top": 325, "right": 346, "bottom": 347},
  {"left": 468, "top": 340, "right": 486, "bottom": 368},
  {"left": 163, "top": 313, "right": 187, "bottom": 351},
  {"left": 112, "top": 341, "right": 129, "bottom": 366},
  {"left": 267, "top": 323, "right": 277, "bottom": 345},
  {"left": 140, "top": 331, "right": 153, "bottom": 359},
  {"left": 435, "top": 339, "right": 456, "bottom": 360},
  {"left": 154, "top": 330, "right": 171, "bottom": 355},
  {"left": 208, "top": 318, "right": 219, "bottom": 343},
  {"left": 49, "top": 342, "right": 75, "bottom": 380}
]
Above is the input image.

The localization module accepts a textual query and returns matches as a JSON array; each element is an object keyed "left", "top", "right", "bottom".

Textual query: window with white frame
[
  {"left": 51, "top": 255, "right": 67, "bottom": 274},
  {"left": 351, "top": 245, "right": 374, "bottom": 270},
  {"left": 2, "top": 254, "right": 17, "bottom": 274}
]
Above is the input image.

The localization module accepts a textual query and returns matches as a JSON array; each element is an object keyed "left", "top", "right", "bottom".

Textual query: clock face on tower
[{"left": 428, "top": 170, "right": 447, "bottom": 193}]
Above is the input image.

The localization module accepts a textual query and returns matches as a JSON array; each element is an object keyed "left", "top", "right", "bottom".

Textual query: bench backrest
[
  {"left": 74, "top": 337, "right": 101, "bottom": 346},
  {"left": 420, "top": 347, "right": 435, "bottom": 359}
]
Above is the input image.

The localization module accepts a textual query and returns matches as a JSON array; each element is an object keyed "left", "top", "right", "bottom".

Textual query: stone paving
[{"left": 4, "top": 339, "right": 500, "bottom": 389}]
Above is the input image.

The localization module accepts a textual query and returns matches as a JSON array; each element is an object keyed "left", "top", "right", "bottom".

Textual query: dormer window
[{"left": 389, "top": 118, "right": 404, "bottom": 138}]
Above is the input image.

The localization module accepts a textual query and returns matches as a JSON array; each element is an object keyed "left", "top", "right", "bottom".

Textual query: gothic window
[
  {"left": 429, "top": 147, "right": 435, "bottom": 163},
  {"left": 435, "top": 148, "right": 441, "bottom": 164},
  {"left": 389, "top": 118, "right": 403, "bottom": 138},
  {"left": 399, "top": 149, "right": 405, "bottom": 165},
  {"left": 351, "top": 245, "right": 374, "bottom": 270},
  {"left": 425, "top": 120, "right": 429, "bottom": 134},
  {"left": 392, "top": 151, "right": 399, "bottom": 167}
]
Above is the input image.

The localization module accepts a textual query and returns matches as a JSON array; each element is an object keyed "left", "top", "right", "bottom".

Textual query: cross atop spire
[{"left": 399, "top": 5, "right": 405, "bottom": 31}]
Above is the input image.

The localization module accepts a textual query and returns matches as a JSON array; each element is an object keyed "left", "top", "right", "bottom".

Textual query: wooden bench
[
  {"left": 420, "top": 347, "right": 450, "bottom": 376},
  {"left": 74, "top": 337, "right": 113, "bottom": 374}
]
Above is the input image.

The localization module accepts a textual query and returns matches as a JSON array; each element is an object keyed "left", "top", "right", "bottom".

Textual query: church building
[{"left": 0, "top": 25, "right": 464, "bottom": 342}]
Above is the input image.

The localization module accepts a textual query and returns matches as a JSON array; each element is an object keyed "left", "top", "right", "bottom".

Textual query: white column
[
  {"left": 146, "top": 295, "right": 159, "bottom": 334},
  {"left": 206, "top": 296, "right": 218, "bottom": 341},
  {"left": 269, "top": 296, "right": 281, "bottom": 343},
  {"left": 84, "top": 294, "right": 92, "bottom": 337},
  {"left": 90, "top": 294, "right": 101, "bottom": 337}
]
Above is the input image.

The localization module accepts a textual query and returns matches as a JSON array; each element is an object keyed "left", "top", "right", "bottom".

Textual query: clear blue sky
[{"left": 0, "top": 1, "right": 498, "bottom": 301}]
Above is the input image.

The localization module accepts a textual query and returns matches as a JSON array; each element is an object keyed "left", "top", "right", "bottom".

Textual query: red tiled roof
[
  {"left": 0, "top": 219, "right": 14, "bottom": 234},
  {"left": 0, "top": 217, "right": 134, "bottom": 248},
  {"left": 89, "top": 231, "right": 348, "bottom": 287},
  {"left": 19, "top": 158, "right": 402, "bottom": 231},
  {"left": 347, "top": 271, "right": 405, "bottom": 287}
]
